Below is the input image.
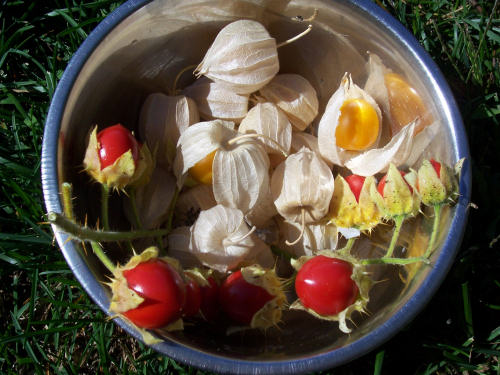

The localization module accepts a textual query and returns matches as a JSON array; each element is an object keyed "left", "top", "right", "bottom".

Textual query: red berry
[
  {"left": 430, "top": 159, "right": 441, "bottom": 178},
  {"left": 218, "top": 270, "right": 273, "bottom": 325},
  {"left": 122, "top": 259, "right": 185, "bottom": 329},
  {"left": 295, "top": 255, "right": 359, "bottom": 316},
  {"left": 344, "top": 174, "right": 365, "bottom": 202},
  {"left": 183, "top": 275, "right": 202, "bottom": 318},
  {"left": 97, "top": 124, "right": 139, "bottom": 169},
  {"left": 199, "top": 276, "right": 219, "bottom": 321}
]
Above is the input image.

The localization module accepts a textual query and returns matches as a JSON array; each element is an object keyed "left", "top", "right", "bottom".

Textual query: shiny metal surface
[{"left": 41, "top": 0, "right": 471, "bottom": 373}]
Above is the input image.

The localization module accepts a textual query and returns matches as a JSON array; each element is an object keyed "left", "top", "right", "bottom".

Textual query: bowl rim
[{"left": 41, "top": 0, "right": 471, "bottom": 373}]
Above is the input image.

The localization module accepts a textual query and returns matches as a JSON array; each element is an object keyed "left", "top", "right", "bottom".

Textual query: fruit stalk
[
  {"left": 48, "top": 212, "right": 170, "bottom": 242},
  {"left": 424, "top": 204, "right": 443, "bottom": 258},
  {"left": 384, "top": 215, "right": 404, "bottom": 258}
]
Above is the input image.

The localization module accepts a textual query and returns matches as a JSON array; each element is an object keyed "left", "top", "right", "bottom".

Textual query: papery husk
[
  {"left": 238, "top": 102, "right": 292, "bottom": 155},
  {"left": 278, "top": 219, "right": 338, "bottom": 257},
  {"left": 195, "top": 19, "right": 279, "bottom": 94},
  {"left": 317, "top": 73, "right": 382, "bottom": 166},
  {"left": 244, "top": 182, "right": 278, "bottom": 228},
  {"left": 191, "top": 205, "right": 274, "bottom": 273},
  {"left": 124, "top": 166, "right": 176, "bottom": 229},
  {"left": 259, "top": 73, "right": 319, "bottom": 131},
  {"left": 271, "top": 147, "right": 334, "bottom": 224},
  {"left": 290, "top": 250, "right": 372, "bottom": 333},
  {"left": 328, "top": 175, "right": 381, "bottom": 232},
  {"left": 344, "top": 120, "right": 439, "bottom": 176},
  {"left": 167, "top": 226, "right": 202, "bottom": 269},
  {"left": 370, "top": 164, "right": 421, "bottom": 218},
  {"left": 212, "top": 138, "right": 271, "bottom": 216},
  {"left": 364, "top": 53, "right": 432, "bottom": 136},
  {"left": 83, "top": 126, "right": 153, "bottom": 190},
  {"left": 291, "top": 132, "right": 332, "bottom": 168},
  {"left": 175, "top": 184, "right": 217, "bottom": 226},
  {"left": 183, "top": 77, "right": 249, "bottom": 123},
  {"left": 173, "top": 119, "right": 236, "bottom": 187},
  {"left": 240, "top": 264, "right": 286, "bottom": 329},
  {"left": 138, "top": 93, "right": 199, "bottom": 167}
]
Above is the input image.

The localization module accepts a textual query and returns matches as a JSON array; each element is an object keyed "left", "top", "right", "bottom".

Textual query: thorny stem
[
  {"left": 361, "top": 256, "right": 430, "bottom": 266},
  {"left": 61, "top": 182, "right": 75, "bottom": 220},
  {"left": 338, "top": 237, "right": 356, "bottom": 257},
  {"left": 128, "top": 187, "right": 143, "bottom": 229},
  {"left": 101, "top": 184, "right": 110, "bottom": 231},
  {"left": 384, "top": 215, "right": 405, "bottom": 259},
  {"left": 171, "top": 64, "right": 198, "bottom": 94},
  {"left": 227, "top": 133, "right": 289, "bottom": 157},
  {"left": 48, "top": 212, "right": 171, "bottom": 242},
  {"left": 90, "top": 241, "right": 116, "bottom": 273},
  {"left": 276, "top": 25, "right": 313, "bottom": 48},
  {"left": 424, "top": 204, "right": 443, "bottom": 259},
  {"left": 286, "top": 208, "right": 306, "bottom": 246},
  {"left": 166, "top": 187, "right": 180, "bottom": 233},
  {"left": 61, "top": 182, "right": 116, "bottom": 273}
]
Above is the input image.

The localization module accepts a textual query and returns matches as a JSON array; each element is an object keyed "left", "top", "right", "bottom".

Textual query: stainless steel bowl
[{"left": 41, "top": 0, "right": 471, "bottom": 373}]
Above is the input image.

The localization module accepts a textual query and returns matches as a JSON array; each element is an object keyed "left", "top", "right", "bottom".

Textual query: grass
[{"left": 0, "top": 0, "right": 498, "bottom": 374}]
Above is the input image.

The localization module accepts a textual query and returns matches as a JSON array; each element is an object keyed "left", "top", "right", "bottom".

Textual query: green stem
[
  {"left": 101, "top": 184, "right": 110, "bottom": 231},
  {"left": 128, "top": 187, "right": 142, "bottom": 229},
  {"left": 90, "top": 241, "right": 116, "bottom": 273},
  {"left": 424, "top": 204, "right": 443, "bottom": 258},
  {"left": 361, "top": 256, "right": 430, "bottom": 266},
  {"left": 384, "top": 215, "right": 405, "bottom": 259},
  {"left": 48, "top": 212, "right": 171, "bottom": 242},
  {"left": 338, "top": 237, "right": 356, "bottom": 256},
  {"left": 166, "top": 187, "right": 180, "bottom": 232},
  {"left": 61, "top": 182, "right": 75, "bottom": 220}
]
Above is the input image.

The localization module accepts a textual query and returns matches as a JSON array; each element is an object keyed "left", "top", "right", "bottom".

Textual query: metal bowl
[{"left": 41, "top": 0, "right": 471, "bottom": 373}]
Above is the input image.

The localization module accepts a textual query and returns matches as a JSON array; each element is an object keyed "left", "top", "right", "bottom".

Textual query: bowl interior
[{"left": 50, "top": 0, "right": 465, "bottom": 369}]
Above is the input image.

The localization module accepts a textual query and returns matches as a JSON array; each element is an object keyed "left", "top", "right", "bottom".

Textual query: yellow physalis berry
[
  {"left": 384, "top": 73, "right": 429, "bottom": 134},
  {"left": 189, "top": 149, "right": 216, "bottom": 185},
  {"left": 335, "top": 98, "right": 380, "bottom": 151}
]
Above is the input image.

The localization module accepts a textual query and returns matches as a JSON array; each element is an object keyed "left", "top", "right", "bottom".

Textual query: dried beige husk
[
  {"left": 271, "top": 147, "right": 335, "bottom": 226},
  {"left": 183, "top": 77, "right": 249, "bottom": 123},
  {"left": 291, "top": 132, "right": 332, "bottom": 168},
  {"left": 138, "top": 93, "right": 199, "bottom": 167},
  {"left": 344, "top": 120, "right": 439, "bottom": 176},
  {"left": 212, "top": 138, "right": 271, "bottom": 216},
  {"left": 238, "top": 102, "right": 292, "bottom": 155},
  {"left": 243, "top": 181, "right": 277, "bottom": 228},
  {"left": 317, "top": 73, "right": 382, "bottom": 167},
  {"left": 175, "top": 184, "right": 217, "bottom": 226},
  {"left": 278, "top": 219, "right": 338, "bottom": 257},
  {"left": 173, "top": 119, "right": 276, "bottom": 220},
  {"left": 259, "top": 73, "right": 319, "bottom": 131},
  {"left": 173, "top": 119, "right": 236, "bottom": 187},
  {"left": 364, "top": 53, "right": 432, "bottom": 136},
  {"left": 195, "top": 19, "right": 279, "bottom": 94},
  {"left": 190, "top": 204, "right": 274, "bottom": 273},
  {"left": 167, "top": 226, "right": 202, "bottom": 269},
  {"left": 124, "top": 166, "right": 176, "bottom": 229}
]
